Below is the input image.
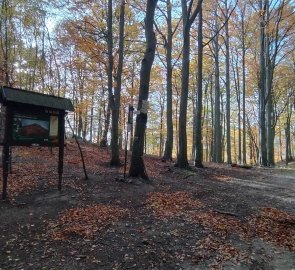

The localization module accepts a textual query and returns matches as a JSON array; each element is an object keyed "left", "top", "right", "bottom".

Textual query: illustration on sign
[
  {"left": 0, "top": 86, "right": 75, "bottom": 199},
  {"left": 12, "top": 113, "right": 59, "bottom": 144}
]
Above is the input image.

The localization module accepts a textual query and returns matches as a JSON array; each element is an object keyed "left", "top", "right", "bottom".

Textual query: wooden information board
[{"left": 0, "top": 86, "right": 74, "bottom": 199}]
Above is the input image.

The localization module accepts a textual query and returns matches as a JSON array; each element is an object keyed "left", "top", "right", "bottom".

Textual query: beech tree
[
  {"left": 212, "top": 4, "right": 222, "bottom": 163},
  {"left": 1, "top": 0, "right": 294, "bottom": 167},
  {"left": 194, "top": 5, "right": 203, "bottom": 168},
  {"left": 154, "top": 0, "right": 180, "bottom": 162},
  {"left": 224, "top": 0, "right": 232, "bottom": 164},
  {"left": 177, "top": 0, "right": 203, "bottom": 168},
  {"left": 129, "top": 0, "right": 158, "bottom": 179},
  {"left": 110, "top": 0, "right": 125, "bottom": 166}
]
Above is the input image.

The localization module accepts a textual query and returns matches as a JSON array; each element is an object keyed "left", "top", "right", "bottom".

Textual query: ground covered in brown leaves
[{"left": 0, "top": 140, "right": 295, "bottom": 270}]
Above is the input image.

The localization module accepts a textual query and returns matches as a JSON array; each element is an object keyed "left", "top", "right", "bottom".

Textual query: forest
[
  {"left": 0, "top": 0, "right": 294, "bottom": 175},
  {"left": 1, "top": 1, "right": 295, "bottom": 269}
]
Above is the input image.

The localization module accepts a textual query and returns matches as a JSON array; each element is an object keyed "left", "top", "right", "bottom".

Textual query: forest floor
[{"left": 0, "top": 140, "right": 294, "bottom": 270}]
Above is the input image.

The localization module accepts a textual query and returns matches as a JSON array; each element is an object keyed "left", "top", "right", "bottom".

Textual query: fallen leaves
[
  {"left": 213, "top": 175, "right": 232, "bottom": 182},
  {"left": 146, "top": 192, "right": 246, "bottom": 239},
  {"left": 48, "top": 204, "right": 130, "bottom": 240},
  {"left": 195, "top": 235, "right": 249, "bottom": 269},
  {"left": 188, "top": 211, "right": 246, "bottom": 237},
  {"left": 248, "top": 207, "right": 295, "bottom": 251},
  {"left": 146, "top": 191, "right": 203, "bottom": 218},
  {"left": 0, "top": 162, "right": 51, "bottom": 200},
  {"left": 0, "top": 141, "right": 117, "bottom": 200},
  {"left": 1, "top": 142, "right": 294, "bottom": 270}
]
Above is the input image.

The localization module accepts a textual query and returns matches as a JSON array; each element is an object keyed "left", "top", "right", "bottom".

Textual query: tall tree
[
  {"left": 0, "top": 0, "right": 12, "bottom": 86},
  {"left": 241, "top": 3, "right": 248, "bottom": 165},
  {"left": 213, "top": 5, "right": 222, "bottom": 163},
  {"left": 102, "top": 0, "right": 114, "bottom": 149},
  {"left": 194, "top": 5, "right": 203, "bottom": 168},
  {"left": 265, "top": 0, "right": 293, "bottom": 166},
  {"left": 241, "top": 4, "right": 247, "bottom": 164},
  {"left": 224, "top": 0, "right": 232, "bottom": 164},
  {"left": 110, "top": 0, "right": 125, "bottom": 165},
  {"left": 258, "top": 0, "right": 268, "bottom": 166},
  {"left": 129, "top": 0, "right": 158, "bottom": 179},
  {"left": 177, "top": 0, "right": 203, "bottom": 168},
  {"left": 155, "top": 0, "right": 175, "bottom": 161}
]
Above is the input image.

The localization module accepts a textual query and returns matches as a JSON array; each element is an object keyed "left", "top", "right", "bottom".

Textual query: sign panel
[
  {"left": 49, "top": 116, "right": 58, "bottom": 136},
  {"left": 11, "top": 112, "right": 59, "bottom": 146}
]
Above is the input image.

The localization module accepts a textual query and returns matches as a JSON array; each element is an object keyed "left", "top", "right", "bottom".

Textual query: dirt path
[{"left": 0, "top": 144, "right": 294, "bottom": 270}]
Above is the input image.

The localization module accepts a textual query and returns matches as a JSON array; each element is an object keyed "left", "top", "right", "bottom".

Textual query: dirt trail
[{"left": 0, "top": 144, "right": 294, "bottom": 270}]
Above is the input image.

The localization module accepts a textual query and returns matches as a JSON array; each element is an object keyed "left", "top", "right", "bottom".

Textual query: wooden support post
[
  {"left": 58, "top": 112, "right": 65, "bottom": 190},
  {"left": 2, "top": 106, "right": 11, "bottom": 200},
  {"left": 2, "top": 144, "right": 9, "bottom": 200},
  {"left": 66, "top": 116, "right": 89, "bottom": 180},
  {"left": 124, "top": 130, "right": 129, "bottom": 179},
  {"left": 8, "top": 146, "right": 12, "bottom": 173}
]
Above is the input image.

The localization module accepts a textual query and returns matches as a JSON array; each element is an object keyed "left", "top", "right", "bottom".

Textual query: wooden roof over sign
[{"left": 0, "top": 86, "right": 74, "bottom": 111}]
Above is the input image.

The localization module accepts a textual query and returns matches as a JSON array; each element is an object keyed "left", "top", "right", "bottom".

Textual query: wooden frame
[{"left": 0, "top": 87, "right": 74, "bottom": 200}]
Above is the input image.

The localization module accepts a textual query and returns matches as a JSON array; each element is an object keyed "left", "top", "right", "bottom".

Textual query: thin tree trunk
[
  {"left": 1, "top": 0, "right": 10, "bottom": 86},
  {"left": 232, "top": 52, "right": 242, "bottom": 163},
  {"left": 213, "top": 8, "right": 222, "bottom": 163},
  {"left": 89, "top": 93, "right": 94, "bottom": 142},
  {"left": 100, "top": 101, "right": 111, "bottom": 147},
  {"left": 241, "top": 14, "right": 247, "bottom": 164},
  {"left": 259, "top": 0, "right": 268, "bottom": 166},
  {"left": 210, "top": 77, "right": 214, "bottom": 162},
  {"left": 279, "top": 120, "right": 283, "bottom": 162},
  {"left": 177, "top": 0, "right": 203, "bottom": 168},
  {"left": 111, "top": 0, "right": 125, "bottom": 165},
  {"left": 225, "top": 0, "right": 231, "bottom": 164},
  {"left": 159, "top": 96, "right": 164, "bottom": 157},
  {"left": 195, "top": 6, "right": 203, "bottom": 168},
  {"left": 163, "top": 0, "right": 173, "bottom": 161}
]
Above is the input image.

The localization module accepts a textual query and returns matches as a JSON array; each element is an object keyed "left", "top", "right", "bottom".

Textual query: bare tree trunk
[
  {"left": 129, "top": 95, "right": 134, "bottom": 151},
  {"left": 241, "top": 11, "right": 247, "bottom": 164},
  {"left": 82, "top": 103, "right": 88, "bottom": 140},
  {"left": 210, "top": 77, "right": 214, "bottom": 161},
  {"left": 285, "top": 101, "right": 293, "bottom": 165},
  {"left": 1, "top": 0, "right": 11, "bottom": 86},
  {"left": 89, "top": 93, "right": 94, "bottom": 142},
  {"left": 285, "top": 125, "right": 290, "bottom": 166},
  {"left": 177, "top": 0, "right": 203, "bottom": 168},
  {"left": 162, "top": 0, "right": 173, "bottom": 161},
  {"left": 195, "top": 6, "right": 203, "bottom": 168},
  {"left": 232, "top": 50, "right": 241, "bottom": 163},
  {"left": 129, "top": 0, "right": 158, "bottom": 179},
  {"left": 258, "top": 0, "right": 268, "bottom": 166},
  {"left": 224, "top": 0, "right": 231, "bottom": 164},
  {"left": 279, "top": 119, "right": 283, "bottom": 162},
  {"left": 175, "top": 91, "right": 179, "bottom": 157},
  {"left": 159, "top": 95, "right": 164, "bottom": 157},
  {"left": 78, "top": 111, "right": 83, "bottom": 138},
  {"left": 111, "top": 0, "right": 125, "bottom": 166},
  {"left": 129, "top": 63, "right": 136, "bottom": 151},
  {"left": 100, "top": 101, "right": 111, "bottom": 147},
  {"left": 177, "top": 6, "right": 190, "bottom": 168},
  {"left": 213, "top": 7, "right": 222, "bottom": 163}
]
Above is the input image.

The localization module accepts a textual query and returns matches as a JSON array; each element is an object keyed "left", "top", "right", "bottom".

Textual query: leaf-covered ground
[{"left": 0, "top": 140, "right": 295, "bottom": 270}]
